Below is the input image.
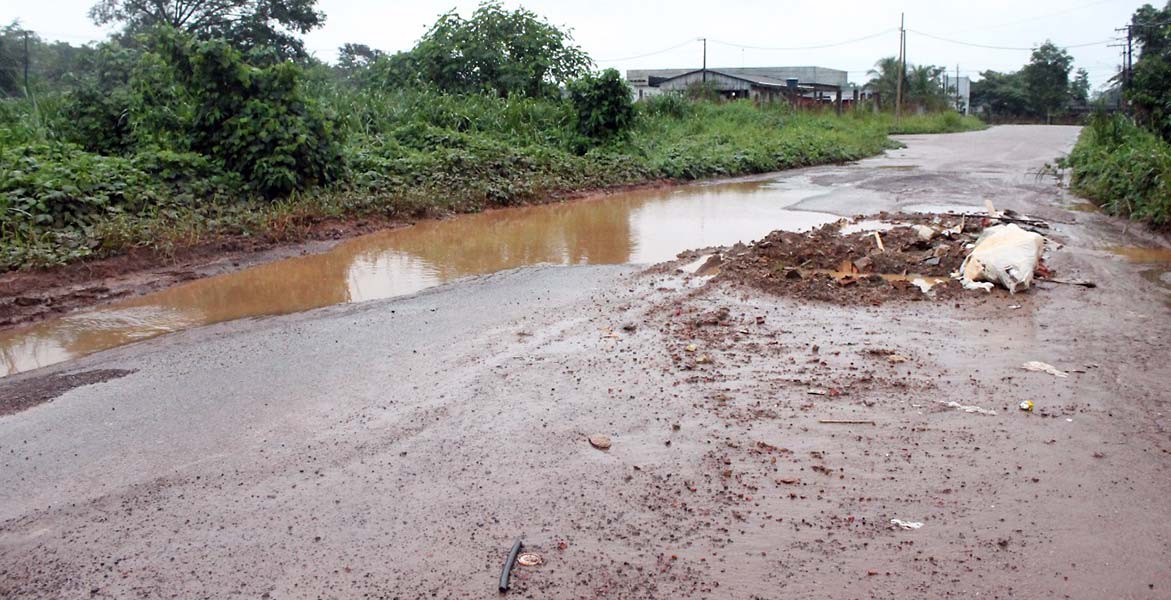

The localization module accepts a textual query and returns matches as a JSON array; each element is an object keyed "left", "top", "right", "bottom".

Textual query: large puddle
[{"left": 1, "top": 178, "right": 844, "bottom": 377}]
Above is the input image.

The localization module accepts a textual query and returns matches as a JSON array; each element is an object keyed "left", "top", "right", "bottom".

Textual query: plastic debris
[
  {"left": 911, "top": 278, "right": 936, "bottom": 294},
  {"left": 890, "top": 519, "right": 924, "bottom": 530},
  {"left": 1019, "top": 400, "right": 1035, "bottom": 411},
  {"left": 588, "top": 434, "right": 612, "bottom": 450},
  {"left": 958, "top": 224, "right": 1045, "bottom": 293},
  {"left": 940, "top": 400, "right": 997, "bottom": 416},
  {"left": 1022, "top": 361, "right": 1068, "bottom": 378},
  {"left": 517, "top": 553, "right": 543, "bottom": 567}
]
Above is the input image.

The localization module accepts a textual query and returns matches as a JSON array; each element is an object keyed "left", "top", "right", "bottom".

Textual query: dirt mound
[{"left": 714, "top": 215, "right": 987, "bottom": 305}]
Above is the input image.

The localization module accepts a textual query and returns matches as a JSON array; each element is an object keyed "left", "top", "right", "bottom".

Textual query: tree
[
  {"left": 568, "top": 69, "right": 634, "bottom": 147},
  {"left": 865, "top": 56, "right": 903, "bottom": 110},
  {"left": 905, "top": 64, "right": 949, "bottom": 111},
  {"left": 1, "top": 22, "right": 95, "bottom": 97},
  {"left": 971, "top": 70, "right": 1029, "bottom": 118},
  {"left": 336, "top": 43, "right": 383, "bottom": 72},
  {"left": 1021, "top": 41, "right": 1073, "bottom": 123},
  {"left": 89, "top": 0, "right": 324, "bottom": 61},
  {"left": 1127, "top": 1, "right": 1171, "bottom": 141},
  {"left": 1070, "top": 68, "right": 1090, "bottom": 107},
  {"left": 378, "top": 1, "right": 592, "bottom": 98}
]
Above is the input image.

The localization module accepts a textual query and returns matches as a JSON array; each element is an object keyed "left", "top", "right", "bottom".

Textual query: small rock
[
  {"left": 588, "top": 434, "right": 611, "bottom": 450},
  {"left": 853, "top": 256, "right": 874, "bottom": 273}
]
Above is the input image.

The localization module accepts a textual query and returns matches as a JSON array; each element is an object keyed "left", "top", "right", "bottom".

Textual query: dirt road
[{"left": 2, "top": 126, "right": 1170, "bottom": 598}]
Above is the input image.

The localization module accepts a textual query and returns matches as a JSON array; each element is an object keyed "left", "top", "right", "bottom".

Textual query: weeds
[{"left": 1064, "top": 114, "right": 1171, "bottom": 228}]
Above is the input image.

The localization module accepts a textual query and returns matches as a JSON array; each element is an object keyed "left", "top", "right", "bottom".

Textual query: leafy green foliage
[
  {"left": 371, "top": 1, "right": 592, "bottom": 98},
  {"left": 865, "top": 57, "right": 951, "bottom": 111},
  {"left": 59, "top": 42, "right": 140, "bottom": 155},
  {"left": 1, "top": 23, "right": 98, "bottom": 97},
  {"left": 1127, "top": 1, "right": 1171, "bottom": 142},
  {"left": 1065, "top": 113, "right": 1171, "bottom": 227},
  {"left": 89, "top": 0, "right": 324, "bottom": 61},
  {"left": 971, "top": 70, "right": 1029, "bottom": 117},
  {"left": 158, "top": 33, "right": 344, "bottom": 196},
  {"left": 0, "top": 142, "right": 159, "bottom": 231},
  {"left": 1022, "top": 41, "right": 1073, "bottom": 122},
  {"left": 568, "top": 69, "right": 635, "bottom": 147}
]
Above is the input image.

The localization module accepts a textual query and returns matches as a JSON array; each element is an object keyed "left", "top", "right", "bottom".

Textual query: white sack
[{"left": 958, "top": 224, "right": 1045, "bottom": 294}]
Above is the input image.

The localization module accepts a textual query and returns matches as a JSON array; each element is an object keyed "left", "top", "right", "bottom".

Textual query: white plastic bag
[{"left": 958, "top": 224, "right": 1045, "bottom": 294}]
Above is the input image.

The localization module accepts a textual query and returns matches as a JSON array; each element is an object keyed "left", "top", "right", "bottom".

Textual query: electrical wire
[
  {"left": 707, "top": 29, "right": 895, "bottom": 51},
  {"left": 908, "top": 29, "right": 1115, "bottom": 51},
  {"left": 597, "top": 39, "right": 699, "bottom": 62},
  {"left": 945, "top": 0, "right": 1119, "bottom": 35}
]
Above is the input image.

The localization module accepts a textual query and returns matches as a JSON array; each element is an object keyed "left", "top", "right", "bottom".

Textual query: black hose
[{"left": 498, "top": 538, "right": 523, "bottom": 592}]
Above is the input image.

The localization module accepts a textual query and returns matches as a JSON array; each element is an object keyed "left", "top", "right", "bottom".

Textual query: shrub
[
  {"left": 0, "top": 142, "right": 160, "bottom": 230},
  {"left": 568, "top": 69, "right": 635, "bottom": 147},
  {"left": 163, "top": 36, "right": 345, "bottom": 197},
  {"left": 1065, "top": 113, "right": 1171, "bottom": 227}
]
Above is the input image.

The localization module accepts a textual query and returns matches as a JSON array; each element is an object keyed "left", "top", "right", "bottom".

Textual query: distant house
[
  {"left": 943, "top": 74, "right": 971, "bottom": 114},
  {"left": 626, "top": 66, "right": 850, "bottom": 109}
]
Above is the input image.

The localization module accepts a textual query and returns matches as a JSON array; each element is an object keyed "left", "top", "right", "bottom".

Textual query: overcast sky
[{"left": 3, "top": 0, "right": 1150, "bottom": 89}]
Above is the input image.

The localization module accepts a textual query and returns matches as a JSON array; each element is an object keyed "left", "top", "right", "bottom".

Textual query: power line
[
  {"left": 945, "top": 0, "right": 1119, "bottom": 35},
  {"left": 597, "top": 39, "right": 698, "bottom": 62},
  {"left": 707, "top": 29, "right": 895, "bottom": 51},
  {"left": 908, "top": 29, "right": 1115, "bottom": 51}
]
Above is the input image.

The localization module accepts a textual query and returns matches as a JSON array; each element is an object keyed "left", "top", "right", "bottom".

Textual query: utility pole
[
  {"left": 698, "top": 37, "right": 707, "bottom": 82},
  {"left": 23, "top": 30, "right": 30, "bottom": 97},
  {"left": 1112, "top": 24, "right": 1134, "bottom": 112},
  {"left": 956, "top": 63, "right": 961, "bottom": 113},
  {"left": 895, "top": 13, "right": 905, "bottom": 124}
]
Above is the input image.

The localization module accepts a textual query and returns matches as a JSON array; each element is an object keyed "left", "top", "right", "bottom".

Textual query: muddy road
[{"left": 2, "top": 126, "right": 1170, "bottom": 598}]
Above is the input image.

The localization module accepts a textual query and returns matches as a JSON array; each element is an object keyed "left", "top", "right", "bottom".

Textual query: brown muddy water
[{"left": 0, "top": 179, "right": 844, "bottom": 377}]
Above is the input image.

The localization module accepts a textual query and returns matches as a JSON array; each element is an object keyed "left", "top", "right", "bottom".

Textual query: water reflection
[{"left": 0, "top": 179, "right": 841, "bottom": 376}]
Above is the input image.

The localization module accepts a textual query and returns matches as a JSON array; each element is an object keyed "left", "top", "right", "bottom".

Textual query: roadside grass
[
  {"left": 877, "top": 111, "right": 987, "bottom": 135},
  {"left": 1063, "top": 114, "right": 1171, "bottom": 228},
  {"left": 1, "top": 94, "right": 984, "bottom": 270}
]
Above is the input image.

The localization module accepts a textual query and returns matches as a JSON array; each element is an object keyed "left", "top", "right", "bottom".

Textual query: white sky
[{"left": 3, "top": 0, "right": 1148, "bottom": 89}]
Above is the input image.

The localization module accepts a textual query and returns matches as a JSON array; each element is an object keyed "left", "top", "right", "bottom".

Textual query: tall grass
[{"left": 1064, "top": 114, "right": 1171, "bottom": 227}]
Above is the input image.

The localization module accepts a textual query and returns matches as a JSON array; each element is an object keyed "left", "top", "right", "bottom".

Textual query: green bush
[
  {"left": 1065, "top": 113, "right": 1171, "bottom": 227},
  {"left": 568, "top": 69, "right": 635, "bottom": 147},
  {"left": 0, "top": 142, "right": 160, "bottom": 230},
  {"left": 163, "top": 36, "right": 345, "bottom": 197}
]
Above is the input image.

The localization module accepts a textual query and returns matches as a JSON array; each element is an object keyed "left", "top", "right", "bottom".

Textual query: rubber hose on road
[{"left": 499, "top": 538, "right": 523, "bottom": 592}]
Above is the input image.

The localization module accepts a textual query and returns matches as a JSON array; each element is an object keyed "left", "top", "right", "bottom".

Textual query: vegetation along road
[{"left": 2, "top": 125, "right": 1169, "bottom": 598}]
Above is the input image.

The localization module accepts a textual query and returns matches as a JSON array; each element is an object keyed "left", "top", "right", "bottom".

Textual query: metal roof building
[{"left": 626, "top": 66, "right": 850, "bottom": 110}]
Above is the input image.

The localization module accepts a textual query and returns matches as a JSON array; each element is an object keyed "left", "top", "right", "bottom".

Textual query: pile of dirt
[{"left": 713, "top": 214, "right": 990, "bottom": 305}]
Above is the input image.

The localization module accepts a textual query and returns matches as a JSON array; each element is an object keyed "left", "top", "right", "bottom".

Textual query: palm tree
[
  {"left": 866, "top": 57, "right": 904, "bottom": 110},
  {"left": 906, "top": 65, "right": 949, "bottom": 111}
]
